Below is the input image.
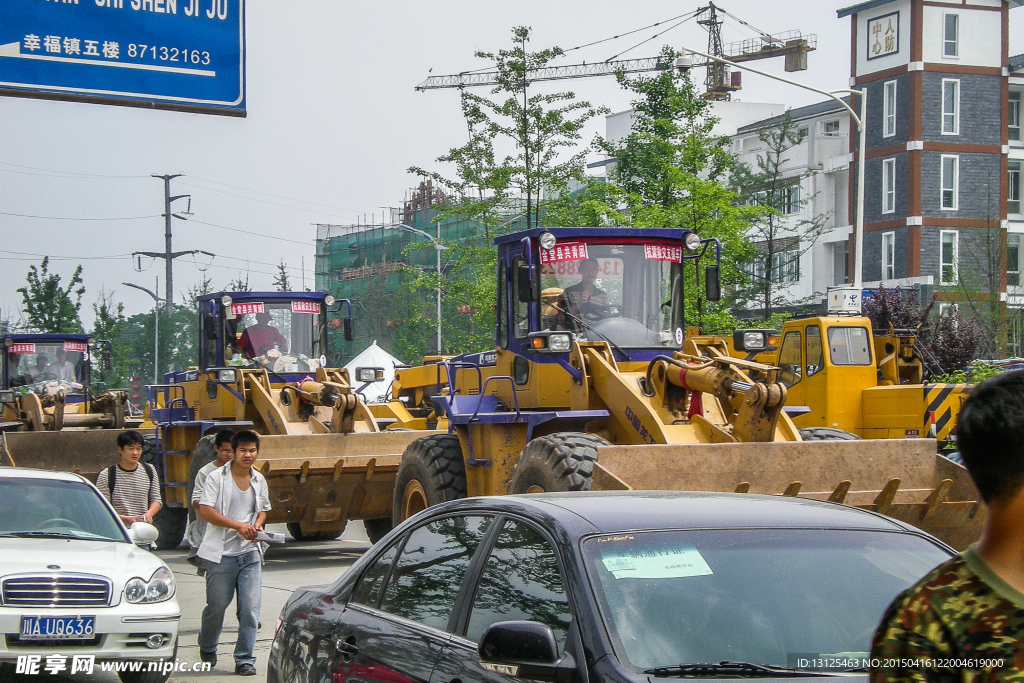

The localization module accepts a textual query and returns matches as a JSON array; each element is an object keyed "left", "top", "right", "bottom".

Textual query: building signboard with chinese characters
[
  {"left": 0, "top": 0, "right": 245, "bottom": 116},
  {"left": 867, "top": 11, "right": 899, "bottom": 60}
]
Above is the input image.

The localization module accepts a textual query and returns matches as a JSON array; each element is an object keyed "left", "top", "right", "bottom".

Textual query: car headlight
[
  {"left": 548, "top": 333, "right": 571, "bottom": 352},
  {"left": 684, "top": 232, "right": 702, "bottom": 252},
  {"left": 125, "top": 567, "right": 176, "bottom": 604}
]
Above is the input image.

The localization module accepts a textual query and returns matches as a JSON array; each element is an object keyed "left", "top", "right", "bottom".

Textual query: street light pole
[
  {"left": 123, "top": 280, "right": 162, "bottom": 384},
  {"left": 397, "top": 224, "right": 446, "bottom": 355},
  {"left": 679, "top": 46, "right": 867, "bottom": 294}
]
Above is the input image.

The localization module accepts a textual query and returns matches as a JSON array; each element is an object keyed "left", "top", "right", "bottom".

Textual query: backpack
[{"left": 106, "top": 462, "right": 156, "bottom": 497}]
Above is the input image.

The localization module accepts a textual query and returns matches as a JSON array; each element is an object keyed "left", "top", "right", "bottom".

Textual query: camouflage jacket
[{"left": 870, "top": 547, "right": 1024, "bottom": 682}]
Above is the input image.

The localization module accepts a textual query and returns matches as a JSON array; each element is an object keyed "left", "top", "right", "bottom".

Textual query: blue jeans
[{"left": 197, "top": 550, "right": 262, "bottom": 666}]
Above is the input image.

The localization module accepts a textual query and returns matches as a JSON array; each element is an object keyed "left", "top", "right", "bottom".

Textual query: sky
[{"left": 1, "top": 0, "right": 1022, "bottom": 326}]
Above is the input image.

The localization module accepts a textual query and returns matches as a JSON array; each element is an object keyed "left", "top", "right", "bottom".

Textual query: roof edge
[{"left": 837, "top": 0, "right": 898, "bottom": 18}]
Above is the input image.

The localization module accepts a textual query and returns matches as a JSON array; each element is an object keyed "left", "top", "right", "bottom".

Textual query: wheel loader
[
  {"left": 384, "top": 227, "right": 983, "bottom": 550},
  {"left": 686, "top": 317, "right": 968, "bottom": 444}
]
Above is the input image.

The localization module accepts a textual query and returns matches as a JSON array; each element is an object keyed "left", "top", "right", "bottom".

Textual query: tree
[
  {"left": 406, "top": 26, "right": 607, "bottom": 354},
  {"left": 273, "top": 261, "right": 291, "bottom": 292},
  {"left": 91, "top": 289, "right": 127, "bottom": 386},
  {"left": 732, "top": 114, "right": 830, "bottom": 320},
  {"left": 593, "top": 47, "right": 756, "bottom": 332},
  {"left": 17, "top": 257, "right": 85, "bottom": 333},
  {"left": 227, "top": 273, "right": 252, "bottom": 292}
]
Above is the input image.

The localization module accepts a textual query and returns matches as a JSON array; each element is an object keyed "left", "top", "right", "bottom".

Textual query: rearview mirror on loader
[
  {"left": 344, "top": 317, "right": 354, "bottom": 342},
  {"left": 517, "top": 264, "right": 537, "bottom": 303},
  {"left": 705, "top": 265, "right": 721, "bottom": 302}
]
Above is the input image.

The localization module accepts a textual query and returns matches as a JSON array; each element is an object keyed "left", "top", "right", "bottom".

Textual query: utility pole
[{"left": 134, "top": 175, "right": 211, "bottom": 314}]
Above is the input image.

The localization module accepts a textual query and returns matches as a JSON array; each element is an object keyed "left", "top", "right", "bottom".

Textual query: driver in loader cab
[
  {"left": 558, "top": 258, "right": 609, "bottom": 326},
  {"left": 238, "top": 312, "right": 288, "bottom": 358}
]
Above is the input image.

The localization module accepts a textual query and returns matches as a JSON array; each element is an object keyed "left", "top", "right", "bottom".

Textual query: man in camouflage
[{"left": 870, "top": 371, "right": 1024, "bottom": 681}]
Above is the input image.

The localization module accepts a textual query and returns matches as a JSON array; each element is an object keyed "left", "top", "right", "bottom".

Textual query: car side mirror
[
  {"left": 478, "top": 621, "right": 575, "bottom": 683},
  {"left": 517, "top": 264, "right": 537, "bottom": 303},
  {"left": 129, "top": 521, "right": 159, "bottom": 546},
  {"left": 344, "top": 317, "right": 354, "bottom": 342},
  {"left": 705, "top": 265, "right": 721, "bottom": 302}
]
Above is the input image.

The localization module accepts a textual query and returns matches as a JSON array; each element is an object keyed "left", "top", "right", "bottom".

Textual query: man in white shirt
[
  {"left": 196, "top": 430, "right": 271, "bottom": 677},
  {"left": 54, "top": 349, "right": 76, "bottom": 383}
]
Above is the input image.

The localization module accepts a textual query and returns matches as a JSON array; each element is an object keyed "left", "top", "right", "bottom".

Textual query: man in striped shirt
[{"left": 96, "top": 430, "right": 161, "bottom": 526}]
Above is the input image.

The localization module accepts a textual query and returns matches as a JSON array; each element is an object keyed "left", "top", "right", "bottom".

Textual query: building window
[
  {"left": 941, "top": 79, "right": 959, "bottom": 135},
  {"left": 940, "top": 230, "right": 959, "bottom": 285},
  {"left": 1011, "top": 91, "right": 1021, "bottom": 142},
  {"left": 882, "top": 232, "right": 895, "bottom": 281},
  {"left": 823, "top": 120, "right": 840, "bottom": 136},
  {"left": 1008, "top": 234, "right": 1021, "bottom": 287},
  {"left": 1010, "top": 161, "right": 1022, "bottom": 215},
  {"left": 783, "top": 184, "right": 801, "bottom": 215},
  {"left": 797, "top": 126, "right": 809, "bottom": 141},
  {"left": 832, "top": 241, "right": 849, "bottom": 286},
  {"left": 749, "top": 237, "right": 799, "bottom": 284},
  {"left": 941, "top": 155, "right": 959, "bottom": 210},
  {"left": 943, "top": 14, "right": 959, "bottom": 58},
  {"left": 883, "top": 80, "right": 897, "bottom": 137},
  {"left": 882, "top": 158, "right": 896, "bottom": 213}
]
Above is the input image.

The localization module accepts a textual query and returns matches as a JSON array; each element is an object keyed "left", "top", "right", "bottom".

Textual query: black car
[{"left": 268, "top": 492, "right": 953, "bottom": 683}]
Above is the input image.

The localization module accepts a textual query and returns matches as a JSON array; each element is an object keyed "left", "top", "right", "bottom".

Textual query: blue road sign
[{"left": 0, "top": 0, "right": 245, "bottom": 116}]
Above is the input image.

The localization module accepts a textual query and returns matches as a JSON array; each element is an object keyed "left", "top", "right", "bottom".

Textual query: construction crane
[{"left": 414, "top": 3, "right": 815, "bottom": 101}]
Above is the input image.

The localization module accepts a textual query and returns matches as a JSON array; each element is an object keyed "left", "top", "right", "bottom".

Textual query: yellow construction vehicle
[
  {"left": 1, "top": 293, "right": 435, "bottom": 548},
  {"left": 686, "top": 317, "right": 968, "bottom": 443},
  {"left": 384, "top": 228, "right": 983, "bottom": 550},
  {"left": 1, "top": 333, "right": 129, "bottom": 433}
]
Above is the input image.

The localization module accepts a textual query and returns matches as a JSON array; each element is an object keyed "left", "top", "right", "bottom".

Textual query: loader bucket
[
  {"left": 0, "top": 430, "right": 147, "bottom": 482},
  {"left": 254, "top": 431, "right": 442, "bottom": 534},
  {"left": 592, "top": 438, "right": 983, "bottom": 550}
]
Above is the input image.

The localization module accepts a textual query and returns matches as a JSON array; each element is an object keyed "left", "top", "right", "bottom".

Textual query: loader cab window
[
  {"left": 512, "top": 256, "right": 529, "bottom": 340},
  {"left": 828, "top": 326, "right": 872, "bottom": 366},
  {"left": 806, "top": 326, "right": 823, "bottom": 376},
  {"left": 777, "top": 331, "right": 802, "bottom": 387},
  {"left": 4, "top": 343, "right": 86, "bottom": 397},
  {"left": 225, "top": 301, "right": 324, "bottom": 374},
  {"left": 498, "top": 261, "right": 508, "bottom": 348},
  {"left": 539, "top": 242, "right": 684, "bottom": 349}
]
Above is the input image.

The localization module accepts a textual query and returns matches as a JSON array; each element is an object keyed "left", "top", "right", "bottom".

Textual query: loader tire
[
  {"left": 287, "top": 523, "right": 345, "bottom": 542},
  {"left": 363, "top": 518, "right": 394, "bottom": 544},
  {"left": 798, "top": 427, "right": 861, "bottom": 441},
  {"left": 393, "top": 434, "right": 466, "bottom": 525},
  {"left": 152, "top": 507, "right": 188, "bottom": 550},
  {"left": 508, "top": 432, "right": 610, "bottom": 494}
]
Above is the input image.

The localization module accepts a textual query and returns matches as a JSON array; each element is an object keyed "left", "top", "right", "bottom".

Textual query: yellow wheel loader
[{"left": 384, "top": 228, "right": 983, "bottom": 550}]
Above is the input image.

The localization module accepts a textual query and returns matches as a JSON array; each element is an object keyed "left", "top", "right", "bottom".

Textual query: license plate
[{"left": 20, "top": 616, "right": 95, "bottom": 640}]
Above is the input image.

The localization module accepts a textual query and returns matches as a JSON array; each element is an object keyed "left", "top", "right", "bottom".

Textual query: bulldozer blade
[
  {"left": 593, "top": 438, "right": 983, "bottom": 550},
  {"left": 256, "top": 431, "right": 441, "bottom": 530},
  {"left": 1, "top": 430, "right": 153, "bottom": 481}
]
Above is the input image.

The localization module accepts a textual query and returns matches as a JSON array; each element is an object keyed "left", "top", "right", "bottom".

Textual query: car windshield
[
  {"left": 0, "top": 477, "right": 127, "bottom": 542},
  {"left": 227, "top": 300, "right": 324, "bottom": 373},
  {"left": 583, "top": 529, "right": 949, "bottom": 672},
  {"left": 540, "top": 242, "right": 682, "bottom": 348},
  {"left": 5, "top": 341, "right": 87, "bottom": 397}
]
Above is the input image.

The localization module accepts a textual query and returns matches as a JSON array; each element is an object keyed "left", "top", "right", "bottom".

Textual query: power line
[
  {"left": 182, "top": 217, "right": 312, "bottom": 246},
  {"left": 185, "top": 176, "right": 362, "bottom": 214},
  {"left": 0, "top": 211, "right": 160, "bottom": 221},
  {"left": 605, "top": 15, "right": 697, "bottom": 62},
  {"left": 563, "top": 10, "right": 700, "bottom": 54},
  {"left": 177, "top": 181, "right": 358, "bottom": 219},
  {"left": 0, "top": 161, "right": 149, "bottom": 179}
]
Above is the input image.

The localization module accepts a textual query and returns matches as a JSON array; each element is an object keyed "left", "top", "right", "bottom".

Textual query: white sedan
[{"left": 0, "top": 467, "right": 180, "bottom": 683}]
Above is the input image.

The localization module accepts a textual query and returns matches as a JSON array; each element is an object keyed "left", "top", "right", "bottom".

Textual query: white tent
[{"left": 344, "top": 341, "right": 405, "bottom": 404}]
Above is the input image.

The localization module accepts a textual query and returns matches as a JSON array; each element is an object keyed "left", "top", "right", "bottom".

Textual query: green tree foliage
[
  {"left": 731, "top": 114, "right": 830, "bottom": 320},
  {"left": 90, "top": 289, "right": 127, "bottom": 387},
  {"left": 592, "top": 47, "right": 755, "bottom": 332},
  {"left": 403, "top": 26, "right": 607, "bottom": 358},
  {"left": 227, "top": 273, "right": 252, "bottom": 293},
  {"left": 273, "top": 261, "right": 291, "bottom": 292},
  {"left": 17, "top": 257, "right": 85, "bottom": 333}
]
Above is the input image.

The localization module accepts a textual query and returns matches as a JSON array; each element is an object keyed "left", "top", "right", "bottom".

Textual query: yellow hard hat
[{"left": 542, "top": 287, "right": 563, "bottom": 300}]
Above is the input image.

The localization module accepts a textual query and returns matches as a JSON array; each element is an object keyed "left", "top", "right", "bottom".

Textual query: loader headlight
[
  {"left": 324, "top": 295, "right": 336, "bottom": 306},
  {"left": 539, "top": 232, "right": 557, "bottom": 250},
  {"left": 684, "top": 232, "right": 702, "bottom": 252},
  {"left": 356, "top": 367, "right": 384, "bottom": 382},
  {"left": 211, "top": 368, "right": 238, "bottom": 383},
  {"left": 743, "top": 332, "right": 766, "bottom": 349},
  {"left": 548, "top": 334, "right": 571, "bottom": 352},
  {"left": 733, "top": 329, "right": 778, "bottom": 352},
  {"left": 221, "top": 294, "right": 233, "bottom": 307},
  {"left": 0, "top": 390, "right": 15, "bottom": 403},
  {"left": 125, "top": 567, "right": 175, "bottom": 604}
]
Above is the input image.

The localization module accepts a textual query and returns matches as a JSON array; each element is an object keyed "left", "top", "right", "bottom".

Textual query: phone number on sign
[{"left": 127, "top": 44, "right": 211, "bottom": 65}]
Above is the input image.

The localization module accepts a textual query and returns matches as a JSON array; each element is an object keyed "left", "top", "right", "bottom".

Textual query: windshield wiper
[
  {"left": 645, "top": 662, "right": 837, "bottom": 678},
  {"left": 2, "top": 531, "right": 83, "bottom": 539},
  {"left": 548, "top": 303, "right": 631, "bottom": 361}
]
